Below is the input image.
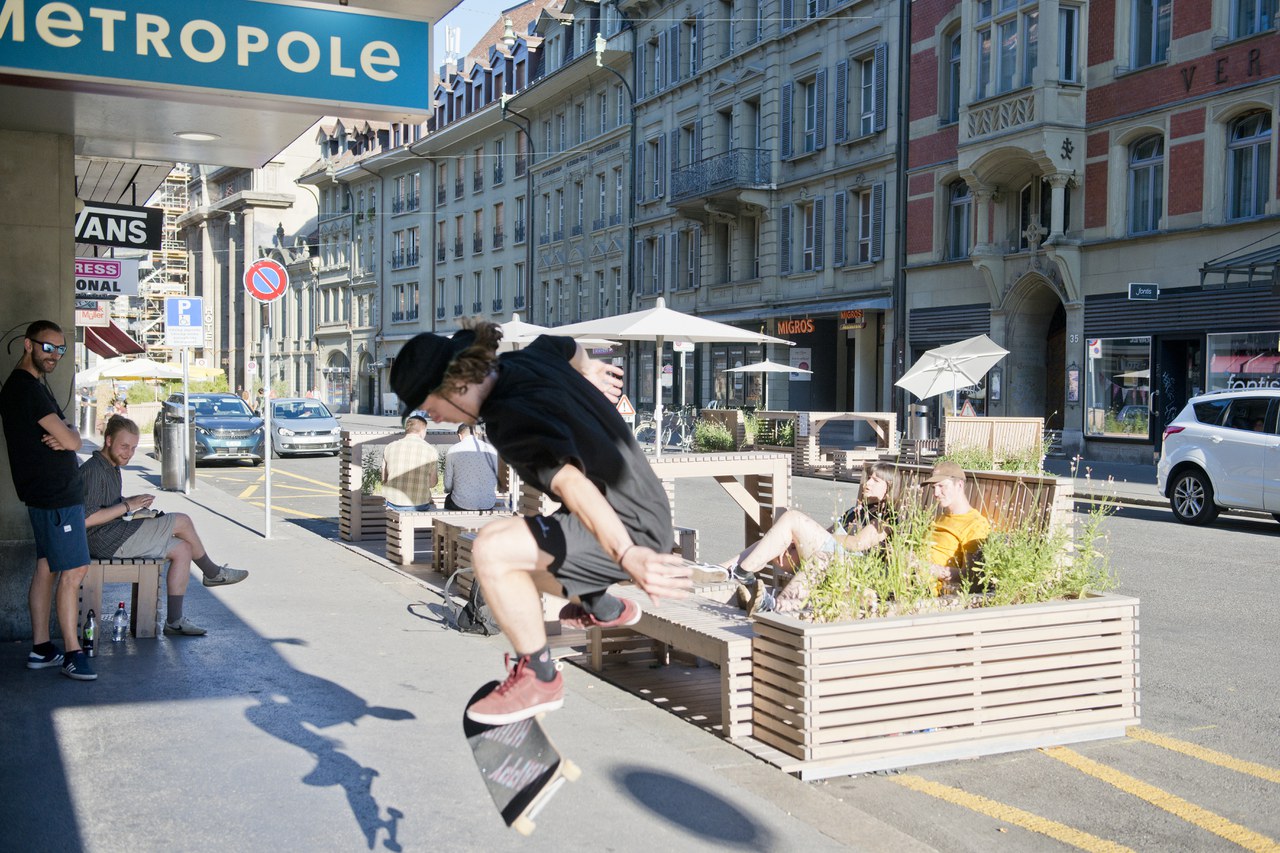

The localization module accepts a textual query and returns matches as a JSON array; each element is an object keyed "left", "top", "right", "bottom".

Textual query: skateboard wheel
[
  {"left": 513, "top": 816, "right": 536, "bottom": 836},
  {"left": 561, "top": 760, "right": 582, "bottom": 782}
]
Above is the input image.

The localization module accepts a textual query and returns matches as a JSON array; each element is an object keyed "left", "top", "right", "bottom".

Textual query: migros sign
[
  {"left": 0, "top": 0, "right": 431, "bottom": 110},
  {"left": 777, "top": 318, "right": 815, "bottom": 336}
]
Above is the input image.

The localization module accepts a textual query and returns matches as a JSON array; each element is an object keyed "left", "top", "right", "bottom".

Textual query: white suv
[{"left": 1157, "top": 388, "right": 1280, "bottom": 525}]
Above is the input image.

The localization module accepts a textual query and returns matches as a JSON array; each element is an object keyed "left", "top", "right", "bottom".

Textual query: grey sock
[
  {"left": 167, "top": 595, "right": 184, "bottom": 624},
  {"left": 195, "top": 554, "right": 220, "bottom": 578}
]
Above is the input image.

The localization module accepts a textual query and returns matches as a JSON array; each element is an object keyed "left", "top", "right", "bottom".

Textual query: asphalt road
[{"left": 172, "top": 449, "right": 1280, "bottom": 851}]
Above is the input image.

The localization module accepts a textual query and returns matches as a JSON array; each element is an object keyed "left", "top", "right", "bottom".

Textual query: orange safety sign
[{"left": 616, "top": 394, "right": 635, "bottom": 417}]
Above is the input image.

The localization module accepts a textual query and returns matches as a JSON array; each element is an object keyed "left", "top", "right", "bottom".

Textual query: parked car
[
  {"left": 268, "top": 398, "right": 342, "bottom": 457},
  {"left": 1156, "top": 388, "right": 1280, "bottom": 525},
  {"left": 154, "top": 393, "right": 265, "bottom": 465}
]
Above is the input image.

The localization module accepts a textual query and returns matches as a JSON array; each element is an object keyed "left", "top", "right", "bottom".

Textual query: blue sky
[{"left": 433, "top": 0, "right": 516, "bottom": 68}]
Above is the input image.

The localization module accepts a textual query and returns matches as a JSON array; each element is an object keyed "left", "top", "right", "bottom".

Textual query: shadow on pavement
[
  {"left": 614, "top": 767, "right": 774, "bottom": 849},
  {"left": 285, "top": 517, "right": 341, "bottom": 538}
]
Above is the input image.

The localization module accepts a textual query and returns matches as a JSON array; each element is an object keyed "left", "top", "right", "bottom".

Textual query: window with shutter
[
  {"left": 834, "top": 61, "right": 849, "bottom": 142},
  {"left": 833, "top": 191, "right": 847, "bottom": 267},
  {"left": 782, "top": 0, "right": 795, "bottom": 29},
  {"left": 637, "top": 43, "right": 647, "bottom": 95},
  {"left": 873, "top": 43, "right": 888, "bottom": 133},
  {"left": 815, "top": 69, "right": 828, "bottom": 150},
  {"left": 780, "top": 204, "right": 793, "bottom": 275},
  {"left": 814, "top": 196, "right": 825, "bottom": 270},
  {"left": 871, "top": 182, "right": 885, "bottom": 261},
  {"left": 780, "top": 83, "right": 794, "bottom": 159},
  {"left": 670, "top": 232, "right": 680, "bottom": 289},
  {"left": 669, "top": 25, "right": 680, "bottom": 83},
  {"left": 636, "top": 143, "right": 646, "bottom": 201}
]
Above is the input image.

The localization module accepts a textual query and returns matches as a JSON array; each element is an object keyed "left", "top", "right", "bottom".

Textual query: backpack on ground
[{"left": 445, "top": 569, "right": 501, "bottom": 636}]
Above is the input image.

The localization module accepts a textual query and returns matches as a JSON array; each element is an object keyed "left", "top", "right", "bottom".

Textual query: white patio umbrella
[
  {"left": 895, "top": 334, "right": 1009, "bottom": 414},
  {"left": 556, "top": 297, "right": 793, "bottom": 456},
  {"left": 99, "top": 357, "right": 185, "bottom": 382},
  {"left": 75, "top": 356, "right": 128, "bottom": 386},
  {"left": 725, "top": 359, "right": 812, "bottom": 410},
  {"left": 498, "top": 313, "right": 619, "bottom": 351},
  {"left": 160, "top": 361, "right": 225, "bottom": 380}
]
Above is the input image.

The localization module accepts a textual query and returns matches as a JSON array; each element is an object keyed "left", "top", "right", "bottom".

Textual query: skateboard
[{"left": 463, "top": 681, "right": 581, "bottom": 835}]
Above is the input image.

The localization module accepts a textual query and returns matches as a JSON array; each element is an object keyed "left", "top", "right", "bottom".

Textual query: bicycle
[{"left": 633, "top": 405, "right": 697, "bottom": 452}]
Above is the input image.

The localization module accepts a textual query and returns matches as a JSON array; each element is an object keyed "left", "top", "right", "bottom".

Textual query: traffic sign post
[
  {"left": 165, "top": 297, "right": 204, "bottom": 495},
  {"left": 243, "top": 260, "right": 289, "bottom": 540}
]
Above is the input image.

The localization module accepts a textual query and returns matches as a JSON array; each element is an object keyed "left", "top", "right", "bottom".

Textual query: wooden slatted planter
[{"left": 747, "top": 593, "right": 1140, "bottom": 780}]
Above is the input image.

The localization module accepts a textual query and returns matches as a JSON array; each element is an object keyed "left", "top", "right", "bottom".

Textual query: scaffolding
[{"left": 131, "top": 164, "right": 191, "bottom": 352}]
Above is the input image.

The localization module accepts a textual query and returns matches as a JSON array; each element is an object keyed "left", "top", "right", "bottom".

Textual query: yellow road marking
[
  {"left": 244, "top": 501, "right": 329, "bottom": 519},
  {"left": 237, "top": 477, "right": 263, "bottom": 500},
  {"left": 890, "top": 775, "right": 1133, "bottom": 853},
  {"left": 1127, "top": 727, "right": 1280, "bottom": 785},
  {"left": 1044, "top": 747, "right": 1280, "bottom": 852},
  {"left": 269, "top": 482, "right": 334, "bottom": 495},
  {"left": 270, "top": 468, "right": 340, "bottom": 490}
]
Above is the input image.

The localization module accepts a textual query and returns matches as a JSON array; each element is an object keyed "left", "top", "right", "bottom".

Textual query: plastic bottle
[
  {"left": 82, "top": 609, "right": 96, "bottom": 657},
  {"left": 111, "top": 601, "right": 128, "bottom": 642}
]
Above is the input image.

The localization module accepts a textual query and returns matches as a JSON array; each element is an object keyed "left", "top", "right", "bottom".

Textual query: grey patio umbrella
[
  {"left": 895, "top": 334, "right": 1009, "bottom": 413},
  {"left": 555, "top": 298, "right": 792, "bottom": 456}
]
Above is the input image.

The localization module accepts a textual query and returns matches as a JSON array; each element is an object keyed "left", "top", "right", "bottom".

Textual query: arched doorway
[
  {"left": 324, "top": 352, "right": 350, "bottom": 413},
  {"left": 1004, "top": 277, "right": 1065, "bottom": 429}
]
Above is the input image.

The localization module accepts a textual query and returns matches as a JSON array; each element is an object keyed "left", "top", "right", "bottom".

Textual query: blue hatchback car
[{"left": 154, "top": 393, "right": 265, "bottom": 465}]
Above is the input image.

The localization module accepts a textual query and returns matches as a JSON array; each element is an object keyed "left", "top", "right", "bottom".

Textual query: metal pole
[
  {"left": 181, "top": 349, "right": 191, "bottom": 494},
  {"left": 263, "top": 324, "right": 271, "bottom": 539}
]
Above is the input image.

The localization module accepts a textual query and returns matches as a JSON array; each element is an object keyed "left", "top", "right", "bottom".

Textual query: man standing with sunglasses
[{"left": 0, "top": 320, "right": 96, "bottom": 680}]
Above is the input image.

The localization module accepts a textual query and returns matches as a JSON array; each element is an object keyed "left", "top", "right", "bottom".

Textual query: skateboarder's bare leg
[{"left": 472, "top": 518, "right": 558, "bottom": 655}]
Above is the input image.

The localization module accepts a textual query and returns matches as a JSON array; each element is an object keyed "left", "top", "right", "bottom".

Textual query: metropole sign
[{"left": 0, "top": 0, "right": 432, "bottom": 112}]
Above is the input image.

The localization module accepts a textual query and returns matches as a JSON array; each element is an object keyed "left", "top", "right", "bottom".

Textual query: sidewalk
[{"left": 0, "top": 444, "right": 933, "bottom": 852}]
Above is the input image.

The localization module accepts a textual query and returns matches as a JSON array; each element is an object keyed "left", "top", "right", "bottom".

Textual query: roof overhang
[
  {"left": 84, "top": 321, "right": 145, "bottom": 358},
  {"left": 1200, "top": 238, "right": 1280, "bottom": 290}
]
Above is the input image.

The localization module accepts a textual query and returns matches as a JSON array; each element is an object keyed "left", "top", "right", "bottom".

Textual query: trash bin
[
  {"left": 908, "top": 404, "right": 930, "bottom": 442},
  {"left": 160, "top": 419, "right": 189, "bottom": 491}
]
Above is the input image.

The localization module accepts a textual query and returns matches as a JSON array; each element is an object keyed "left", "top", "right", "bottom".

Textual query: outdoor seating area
[{"left": 78, "top": 558, "right": 163, "bottom": 640}]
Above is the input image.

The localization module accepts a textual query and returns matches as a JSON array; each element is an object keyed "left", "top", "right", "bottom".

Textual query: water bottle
[
  {"left": 111, "top": 601, "right": 128, "bottom": 642},
  {"left": 82, "top": 609, "right": 96, "bottom": 657}
]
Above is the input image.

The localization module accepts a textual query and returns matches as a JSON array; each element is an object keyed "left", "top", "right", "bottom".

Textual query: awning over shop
[
  {"left": 701, "top": 295, "right": 892, "bottom": 325},
  {"left": 1200, "top": 238, "right": 1280, "bottom": 289},
  {"left": 84, "top": 321, "right": 145, "bottom": 358}
]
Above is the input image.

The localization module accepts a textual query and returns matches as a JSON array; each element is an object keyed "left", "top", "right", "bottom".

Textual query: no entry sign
[{"left": 244, "top": 258, "right": 290, "bottom": 303}]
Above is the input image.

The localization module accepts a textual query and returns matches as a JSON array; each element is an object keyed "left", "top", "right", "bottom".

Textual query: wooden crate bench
[
  {"left": 588, "top": 585, "right": 755, "bottom": 740},
  {"left": 436, "top": 515, "right": 510, "bottom": 575},
  {"left": 78, "top": 558, "right": 163, "bottom": 639},
  {"left": 385, "top": 508, "right": 510, "bottom": 567}
]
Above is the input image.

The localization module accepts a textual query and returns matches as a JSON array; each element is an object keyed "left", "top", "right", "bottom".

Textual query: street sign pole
[
  {"left": 263, "top": 324, "right": 271, "bottom": 540},
  {"left": 182, "top": 348, "right": 191, "bottom": 494}
]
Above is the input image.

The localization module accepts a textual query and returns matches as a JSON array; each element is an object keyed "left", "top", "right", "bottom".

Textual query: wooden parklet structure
[{"left": 943, "top": 416, "right": 1045, "bottom": 465}]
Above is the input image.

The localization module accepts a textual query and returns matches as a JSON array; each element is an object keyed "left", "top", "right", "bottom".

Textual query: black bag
[{"left": 446, "top": 570, "right": 501, "bottom": 636}]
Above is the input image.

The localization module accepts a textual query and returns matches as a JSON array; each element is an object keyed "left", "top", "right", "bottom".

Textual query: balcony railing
[
  {"left": 669, "top": 148, "right": 772, "bottom": 203},
  {"left": 436, "top": 186, "right": 447, "bottom": 205},
  {"left": 513, "top": 295, "right": 526, "bottom": 309},
  {"left": 391, "top": 250, "right": 405, "bottom": 268},
  {"left": 471, "top": 301, "right": 482, "bottom": 313},
  {"left": 472, "top": 234, "right": 483, "bottom": 254},
  {"left": 473, "top": 171, "right": 483, "bottom": 192},
  {"left": 393, "top": 192, "right": 419, "bottom": 213},
  {"left": 454, "top": 178, "right": 464, "bottom": 199},
  {"left": 492, "top": 229, "right": 505, "bottom": 249},
  {"left": 453, "top": 238, "right": 464, "bottom": 258},
  {"left": 391, "top": 310, "right": 404, "bottom": 322},
  {"left": 436, "top": 244, "right": 446, "bottom": 262},
  {"left": 571, "top": 224, "right": 583, "bottom": 237},
  {"left": 593, "top": 217, "right": 606, "bottom": 231},
  {"left": 453, "top": 304, "right": 463, "bottom": 316},
  {"left": 406, "top": 307, "right": 418, "bottom": 320},
  {"left": 539, "top": 233, "right": 550, "bottom": 245},
  {"left": 609, "top": 212, "right": 622, "bottom": 226},
  {"left": 491, "top": 297, "right": 503, "bottom": 312},
  {"left": 493, "top": 164, "right": 504, "bottom": 184},
  {"left": 392, "top": 196, "right": 404, "bottom": 214},
  {"left": 436, "top": 306, "right": 446, "bottom": 319},
  {"left": 514, "top": 222, "right": 526, "bottom": 243},
  {"left": 553, "top": 229, "right": 563, "bottom": 241},
  {"left": 514, "top": 156, "right": 527, "bottom": 177}
]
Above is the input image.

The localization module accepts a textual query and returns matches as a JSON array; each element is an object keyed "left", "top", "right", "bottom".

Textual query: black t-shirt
[
  {"left": 840, "top": 500, "right": 892, "bottom": 538},
  {"left": 481, "top": 335, "right": 674, "bottom": 551},
  {"left": 0, "top": 369, "right": 83, "bottom": 508}
]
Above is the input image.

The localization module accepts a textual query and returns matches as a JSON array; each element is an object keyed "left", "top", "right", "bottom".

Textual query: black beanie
[{"left": 389, "top": 330, "right": 476, "bottom": 418}]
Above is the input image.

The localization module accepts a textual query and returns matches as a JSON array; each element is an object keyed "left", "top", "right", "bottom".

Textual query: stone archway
[{"left": 1003, "top": 276, "right": 1065, "bottom": 427}]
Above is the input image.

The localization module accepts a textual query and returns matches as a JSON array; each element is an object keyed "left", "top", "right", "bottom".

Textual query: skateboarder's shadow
[{"left": 245, "top": 639, "right": 416, "bottom": 851}]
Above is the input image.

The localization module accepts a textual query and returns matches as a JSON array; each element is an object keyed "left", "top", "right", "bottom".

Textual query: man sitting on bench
[{"left": 81, "top": 416, "right": 248, "bottom": 636}]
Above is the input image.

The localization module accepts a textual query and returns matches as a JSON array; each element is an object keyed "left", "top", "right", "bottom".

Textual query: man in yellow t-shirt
[{"left": 921, "top": 460, "right": 990, "bottom": 591}]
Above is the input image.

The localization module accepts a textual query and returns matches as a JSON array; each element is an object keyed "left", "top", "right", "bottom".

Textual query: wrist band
[{"left": 617, "top": 544, "right": 637, "bottom": 565}]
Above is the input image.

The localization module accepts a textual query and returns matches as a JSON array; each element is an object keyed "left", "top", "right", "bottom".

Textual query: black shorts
[{"left": 523, "top": 511, "right": 669, "bottom": 601}]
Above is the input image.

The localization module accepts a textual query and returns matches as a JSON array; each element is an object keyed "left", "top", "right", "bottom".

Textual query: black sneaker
[
  {"left": 26, "top": 647, "right": 63, "bottom": 670},
  {"left": 61, "top": 650, "right": 97, "bottom": 681}
]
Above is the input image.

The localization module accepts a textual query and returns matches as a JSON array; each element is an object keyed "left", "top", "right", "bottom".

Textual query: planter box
[{"left": 748, "top": 593, "right": 1139, "bottom": 780}]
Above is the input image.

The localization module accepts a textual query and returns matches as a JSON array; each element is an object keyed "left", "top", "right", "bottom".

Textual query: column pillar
[
  {"left": 972, "top": 184, "right": 995, "bottom": 249},
  {"left": 1046, "top": 172, "right": 1072, "bottom": 239}
]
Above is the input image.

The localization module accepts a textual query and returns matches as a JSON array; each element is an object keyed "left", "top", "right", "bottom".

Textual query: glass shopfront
[
  {"left": 1207, "top": 330, "right": 1280, "bottom": 391},
  {"left": 1085, "top": 336, "right": 1151, "bottom": 438},
  {"left": 711, "top": 345, "right": 761, "bottom": 408}
]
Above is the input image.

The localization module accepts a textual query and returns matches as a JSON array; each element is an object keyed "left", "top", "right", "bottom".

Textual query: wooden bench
[
  {"left": 78, "top": 558, "right": 163, "bottom": 639},
  {"left": 588, "top": 585, "right": 755, "bottom": 739}
]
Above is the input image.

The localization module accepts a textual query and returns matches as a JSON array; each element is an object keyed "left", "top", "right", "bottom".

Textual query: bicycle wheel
[{"left": 633, "top": 419, "right": 657, "bottom": 446}]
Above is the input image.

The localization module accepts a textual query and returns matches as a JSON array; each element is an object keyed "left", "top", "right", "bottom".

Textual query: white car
[{"left": 1157, "top": 388, "right": 1280, "bottom": 525}]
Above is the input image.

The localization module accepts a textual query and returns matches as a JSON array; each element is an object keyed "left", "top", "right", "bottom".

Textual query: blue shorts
[{"left": 28, "top": 505, "right": 91, "bottom": 572}]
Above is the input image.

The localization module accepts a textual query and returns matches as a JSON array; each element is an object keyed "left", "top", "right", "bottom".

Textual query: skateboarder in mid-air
[{"left": 391, "top": 320, "right": 692, "bottom": 725}]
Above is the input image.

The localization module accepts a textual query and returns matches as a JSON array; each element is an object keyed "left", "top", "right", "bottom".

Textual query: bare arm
[
  {"left": 569, "top": 344, "right": 624, "bottom": 404},
  {"left": 549, "top": 464, "right": 690, "bottom": 604},
  {"left": 37, "top": 412, "right": 82, "bottom": 452}
]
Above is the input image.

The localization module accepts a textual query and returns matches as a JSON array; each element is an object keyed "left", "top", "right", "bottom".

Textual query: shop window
[
  {"left": 1207, "top": 330, "right": 1280, "bottom": 391},
  {"left": 1084, "top": 336, "right": 1152, "bottom": 437},
  {"left": 1227, "top": 112, "right": 1272, "bottom": 221},
  {"left": 1128, "top": 135, "right": 1164, "bottom": 234}
]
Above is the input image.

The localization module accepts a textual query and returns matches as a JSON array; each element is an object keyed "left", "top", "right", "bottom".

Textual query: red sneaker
[
  {"left": 558, "top": 597, "right": 641, "bottom": 630},
  {"left": 465, "top": 655, "right": 564, "bottom": 725}
]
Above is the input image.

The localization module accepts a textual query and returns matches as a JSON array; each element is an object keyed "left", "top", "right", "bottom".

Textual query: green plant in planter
[
  {"left": 361, "top": 449, "right": 383, "bottom": 496},
  {"left": 974, "top": 499, "right": 1115, "bottom": 606},
  {"left": 777, "top": 419, "right": 795, "bottom": 447},
  {"left": 694, "top": 418, "right": 734, "bottom": 451},
  {"left": 742, "top": 411, "right": 759, "bottom": 446}
]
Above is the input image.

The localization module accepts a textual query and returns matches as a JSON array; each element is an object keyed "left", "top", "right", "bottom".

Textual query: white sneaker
[{"left": 203, "top": 566, "right": 249, "bottom": 587}]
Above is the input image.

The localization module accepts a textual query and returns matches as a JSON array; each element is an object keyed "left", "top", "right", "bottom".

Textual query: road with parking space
[{"left": 163, "top": 442, "right": 1280, "bottom": 851}]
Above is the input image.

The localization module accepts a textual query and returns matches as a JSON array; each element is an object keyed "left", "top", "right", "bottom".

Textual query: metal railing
[{"left": 669, "top": 148, "right": 772, "bottom": 202}]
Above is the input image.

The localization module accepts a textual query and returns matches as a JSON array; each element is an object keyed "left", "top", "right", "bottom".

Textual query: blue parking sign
[{"left": 165, "top": 297, "right": 204, "bottom": 348}]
